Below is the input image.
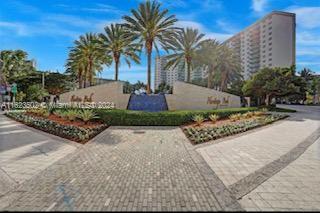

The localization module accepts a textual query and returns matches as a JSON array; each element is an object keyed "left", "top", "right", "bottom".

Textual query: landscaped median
[
  {"left": 183, "top": 112, "right": 288, "bottom": 144},
  {"left": 6, "top": 109, "right": 107, "bottom": 143},
  {"left": 5, "top": 106, "right": 293, "bottom": 144}
]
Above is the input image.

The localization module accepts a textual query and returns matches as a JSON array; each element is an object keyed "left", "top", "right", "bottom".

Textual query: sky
[{"left": 1, "top": 0, "right": 320, "bottom": 85}]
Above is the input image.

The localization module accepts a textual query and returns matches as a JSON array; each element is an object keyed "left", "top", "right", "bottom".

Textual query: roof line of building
[{"left": 223, "top": 10, "right": 295, "bottom": 43}]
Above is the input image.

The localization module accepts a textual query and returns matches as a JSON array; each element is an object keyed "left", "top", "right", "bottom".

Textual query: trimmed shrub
[
  {"left": 193, "top": 115, "right": 205, "bottom": 126},
  {"left": 229, "top": 113, "right": 242, "bottom": 121},
  {"left": 184, "top": 114, "right": 288, "bottom": 144},
  {"left": 94, "top": 107, "right": 258, "bottom": 126},
  {"left": 78, "top": 110, "right": 97, "bottom": 124},
  {"left": 242, "top": 112, "right": 255, "bottom": 119},
  {"left": 65, "top": 109, "right": 79, "bottom": 121},
  {"left": 209, "top": 114, "right": 219, "bottom": 124},
  {"left": 6, "top": 112, "right": 106, "bottom": 143}
]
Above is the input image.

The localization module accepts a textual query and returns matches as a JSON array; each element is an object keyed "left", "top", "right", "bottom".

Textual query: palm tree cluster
[
  {"left": 0, "top": 50, "right": 36, "bottom": 84},
  {"left": 65, "top": 0, "right": 242, "bottom": 93}
]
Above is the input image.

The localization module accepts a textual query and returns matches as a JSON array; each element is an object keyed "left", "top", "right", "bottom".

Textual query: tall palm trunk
[
  {"left": 207, "top": 66, "right": 213, "bottom": 88},
  {"left": 220, "top": 71, "right": 228, "bottom": 91},
  {"left": 78, "top": 68, "right": 83, "bottom": 89},
  {"left": 187, "top": 63, "right": 191, "bottom": 83},
  {"left": 83, "top": 65, "right": 88, "bottom": 88},
  {"left": 146, "top": 40, "right": 153, "bottom": 94},
  {"left": 88, "top": 58, "right": 93, "bottom": 86},
  {"left": 185, "top": 56, "right": 192, "bottom": 83},
  {"left": 114, "top": 54, "right": 120, "bottom": 81}
]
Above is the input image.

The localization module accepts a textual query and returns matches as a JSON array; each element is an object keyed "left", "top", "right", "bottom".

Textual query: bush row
[
  {"left": 184, "top": 114, "right": 288, "bottom": 144},
  {"left": 6, "top": 112, "right": 107, "bottom": 143},
  {"left": 94, "top": 107, "right": 259, "bottom": 126}
]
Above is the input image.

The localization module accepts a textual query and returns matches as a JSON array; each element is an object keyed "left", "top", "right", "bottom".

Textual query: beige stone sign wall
[
  {"left": 59, "top": 81, "right": 130, "bottom": 109},
  {"left": 59, "top": 81, "right": 241, "bottom": 111},
  {"left": 165, "top": 81, "right": 241, "bottom": 110}
]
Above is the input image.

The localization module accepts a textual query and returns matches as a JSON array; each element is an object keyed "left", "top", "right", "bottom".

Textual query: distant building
[
  {"left": 224, "top": 11, "right": 296, "bottom": 79},
  {"left": 154, "top": 56, "right": 206, "bottom": 89}
]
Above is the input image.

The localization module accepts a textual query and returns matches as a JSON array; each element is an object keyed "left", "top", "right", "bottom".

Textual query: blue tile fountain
[{"left": 127, "top": 94, "right": 168, "bottom": 112}]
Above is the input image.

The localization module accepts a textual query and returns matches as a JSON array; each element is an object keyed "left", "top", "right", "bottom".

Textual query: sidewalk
[
  {"left": 0, "top": 113, "right": 78, "bottom": 200},
  {"left": 197, "top": 105, "right": 320, "bottom": 211}
]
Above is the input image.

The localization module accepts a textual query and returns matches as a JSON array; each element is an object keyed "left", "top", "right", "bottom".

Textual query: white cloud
[
  {"left": 44, "top": 14, "right": 94, "bottom": 28},
  {"left": 297, "top": 49, "right": 320, "bottom": 56},
  {"left": 0, "top": 21, "right": 28, "bottom": 36},
  {"left": 81, "top": 3, "right": 125, "bottom": 14},
  {"left": 251, "top": 0, "right": 267, "bottom": 12},
  {"left": 176, "top": 20, "right": 204, "bottom": 30},
  {"left": 0, "top": 20, "right": 81, "bottom": 38},
  {"left": 202, "top": 0, "right": 223, "bottom": 10},
  {"left": 296, "top": 31, "right": 320, "bottom": 46},
  {"left": 176, "top": 20, "right": 232, "bottom": 42},
  {"left": 287, "top": 7, "right": 320, "bottom": 29},
  {"left": 216, "top": 20, "right": 238, "bottom": 34},
  {"left": 297, "top": 62, "right": 320, "bottom": 66}
]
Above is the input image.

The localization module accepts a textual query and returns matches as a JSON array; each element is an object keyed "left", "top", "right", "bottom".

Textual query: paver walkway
[
  {"left": 2, "top": 126, "right": 241, "bottom": 211},
  {"left": 240, "top": 137, "right": 320, "bottom": 211},
  {"left": 197, "top": 105, "right": 320, "bottom": 211},
  {"left": 0, "top": 113, "right": 78, "bottom": 208},
  {"left": 1, "top": 105, "right": 319, "bottom": 211}
]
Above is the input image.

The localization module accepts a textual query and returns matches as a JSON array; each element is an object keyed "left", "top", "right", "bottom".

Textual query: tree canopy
[{"left": 242, "top": 67, "right": 300, "bottom": 105}]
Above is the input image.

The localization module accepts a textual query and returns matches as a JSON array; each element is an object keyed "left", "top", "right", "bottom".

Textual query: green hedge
[
  {"left": 266, "top": 107, "right": 297, "bottom": 113},
  {"left": 94, "top": 107, "right": 259, "bottom": 126}
]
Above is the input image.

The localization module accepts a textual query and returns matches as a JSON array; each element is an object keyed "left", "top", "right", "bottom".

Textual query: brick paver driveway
[
  {"left": 197, "top": 105, "right": 320, "bottom": 211},
  {"left": 2, "top": 126, "right": 241, "bottom": 211},
  {"left": 0, "top": 113, "right": 78, "bottom": 209}
]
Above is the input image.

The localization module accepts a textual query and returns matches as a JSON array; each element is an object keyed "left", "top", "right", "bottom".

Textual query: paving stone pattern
[
  {"left": 197, "top": 108, "right": 320, "bottom": 187},
  {"left": 3, "top": 127, "right": 241, "bottom": 211},
  {"left": 229, "top": 127, "right": 320, "bottom": 199},
  {"left": 239, "top": 137, "right": 320, "bottom": 211},
  {"left": 0, "top": 114, "right": 77, "bottom": 197}
]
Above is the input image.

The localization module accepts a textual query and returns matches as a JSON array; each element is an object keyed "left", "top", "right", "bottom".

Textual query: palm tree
[
  {"left": 99, "top": 24, "right": 141, "bottom": 81},
  {"left": 66, "top": 33, "right": 111, "bottom": 88},
  {"left": 122, "top": 0, "right": 178, "bottom": 94},
  {"left": 217, "top": 44, "right": 242, "bottom": 91},
  {"left": 66, "top": 50, "right": 85, "bottom": 88},
  {"left": 299, "top": 68, "right": 314, "bottom": 81},
  {"left": 194, "top": 39, "right": 220, "bottom": 88},
  {"left": 0, "top": 50, "right": 35, "bottom": 83},
  {"left": 165, "top": 28, "right": 205, "bottom": 83}
]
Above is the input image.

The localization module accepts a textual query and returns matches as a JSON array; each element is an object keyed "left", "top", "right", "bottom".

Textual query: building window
[{"left": 269, "top": 42, "right": 272, "bottom": 46}]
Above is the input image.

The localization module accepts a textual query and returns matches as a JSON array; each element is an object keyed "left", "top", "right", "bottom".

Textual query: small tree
[
  {"left": 242, "top": 67, "right": 299, "bottom": 106},
  {"left": 26, "top": 84, "right": 49, "bottom": 102},
  {"left": 155, "top": 82, "right": 172, "bottom": 94}
]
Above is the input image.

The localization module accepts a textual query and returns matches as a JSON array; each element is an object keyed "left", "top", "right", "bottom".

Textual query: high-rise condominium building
[
  {"left": 154, "top": 56, "right": 185, "bottom": 89},
  {"left": 154, "top": 56, "right": 207, "bottom": 89},
  {"left": 224, "top": 11, "right": 296, "bottom": 79}
]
